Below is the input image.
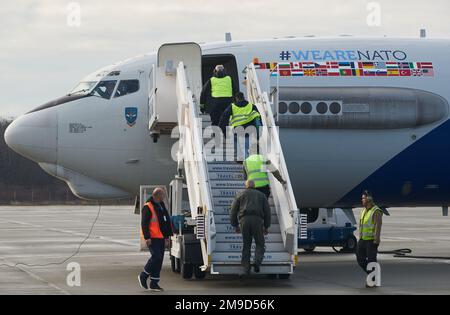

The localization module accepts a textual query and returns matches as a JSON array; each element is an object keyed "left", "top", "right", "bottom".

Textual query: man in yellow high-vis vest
[
  {"left": 200, "top": 65, "right": 238, "bottom": 126},
  {"left": 356, "top": 190, "right": 383, "bottom": 277},
  {"left": 219, "top": 92, "right": 263, "bottom": 161},
  {"left": 243, "top": 154, "right": 287, "bottom": 199}
]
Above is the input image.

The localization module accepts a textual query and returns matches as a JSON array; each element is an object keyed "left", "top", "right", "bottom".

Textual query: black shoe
[
  {"left": 150, "top": 284, "right": 164, "bottom": 292},
  {"left": 138, "top": 273, "right": 149, "bottom": 290},
  {"left": 254, "top": 265, "right": 260, "bottom": 273}
]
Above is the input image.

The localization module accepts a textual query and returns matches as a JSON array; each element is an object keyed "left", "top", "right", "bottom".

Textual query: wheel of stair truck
[
  {"left": 193, "top": 265, "right": 206, "bottom": 279},
  {"left": 181, "top": 262, "right": 194, "bottom": 279},
  {"left": 343, "top": 235, "right": 357, "bottom": 253},
  {"left": 304, "top": 245, "right": 316, "bottom": 253},
  {"left": 278, "top": 274, "right": 291, "bottom": 280},
  {"left": 180, "top": 234, "right": 203, "bottom": 280}
]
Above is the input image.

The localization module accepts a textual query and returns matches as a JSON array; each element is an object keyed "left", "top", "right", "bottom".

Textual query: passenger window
[
  {"left": 91, "top": 80, "right": 117, "bottom": 99},
  {"left": 115, "top": 80, "right": 140, "bottom": 98}
]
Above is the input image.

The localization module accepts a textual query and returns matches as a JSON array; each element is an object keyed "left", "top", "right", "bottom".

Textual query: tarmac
[{"left": 0, "top": 205, "right": 450, "bottom": 295}]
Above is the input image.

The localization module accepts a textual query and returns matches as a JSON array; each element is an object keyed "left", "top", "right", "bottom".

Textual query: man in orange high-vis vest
[{"left": 138, "top": 188, "right": 173, "bottom": 291}]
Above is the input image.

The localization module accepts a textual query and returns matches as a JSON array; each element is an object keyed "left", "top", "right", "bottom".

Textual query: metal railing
[
  {"left": 148, "top": 64, "right": 157, "bottom": 130},
  {"left": 175, "top": 62, "right": 214, "bottom": 271},
  {"left": 246, "top": 63, "right": 299, "bottom": 258}
]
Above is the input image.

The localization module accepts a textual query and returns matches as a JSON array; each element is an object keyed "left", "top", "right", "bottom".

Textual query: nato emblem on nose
[{"left": 125, "top": 107, "right": 138, "bottom": 127}]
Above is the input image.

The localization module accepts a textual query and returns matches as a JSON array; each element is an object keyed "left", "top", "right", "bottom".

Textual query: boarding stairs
[{"left": 149, "top": 43, "right": 303, "bottom": 276}]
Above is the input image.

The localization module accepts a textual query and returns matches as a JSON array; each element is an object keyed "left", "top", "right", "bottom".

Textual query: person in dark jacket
[
  {"left": 219, "top": 92, "right": 262, "bottom": 133},
  {"left": 230, "top": 180, "right": 271, "bottom": 274},
  {"left": 138, "top": 188, "right": 173, "bottom": 291},
  {"left": 200, "top": 65, "right": 238, "bottom": 126}
]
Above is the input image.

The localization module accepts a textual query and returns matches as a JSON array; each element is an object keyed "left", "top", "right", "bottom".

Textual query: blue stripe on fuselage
[{"left": 336, "top": 119, "right": 450, "bottom": 207}]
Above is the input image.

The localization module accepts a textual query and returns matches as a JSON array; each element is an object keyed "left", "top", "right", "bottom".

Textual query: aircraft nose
[{"left": 4, "top": 109, "right": 57, "bottom": 164}]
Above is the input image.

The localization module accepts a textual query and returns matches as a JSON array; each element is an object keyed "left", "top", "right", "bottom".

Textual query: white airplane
[{"left": 5, "top": 36, "right": 450, "bottom": 210}]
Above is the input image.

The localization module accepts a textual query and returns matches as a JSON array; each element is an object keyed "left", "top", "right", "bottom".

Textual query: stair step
[
  {"left": 208, "top": 160, "right": 240, "bottom": 165},
  {"left": 212, "top": 252, "right": 291, "bottom": 263},
  {"left": 210, "top": 181, "right": 245, "bottom": 189},
  {"left": 215, "top": 223, "right": 280, "bottom": 233},
  {"left": 208, "top": 164, "right": 243, "bottom": 173},
  {"left": 215, "top": 242, "right": 285, "bottom": 252},
  {"left": 212, "top": 198, "right": 275, "bottom": 208},
  {"left": 213, "top": 198, "right": 235, "bottom": 207},
  {"left": 213, "top": 207, "right": 277, "bottom": 216},
  {"left": 209, "top": 173, "right": 245, "bottom": 181},
  {"left": 205, "top": 155, "right": 230, "bottom": 163},
  {"left": 214, "top": 214, "right": 278, "bottom": 224},
  {"left": 211, "top": 189, "right": 242, "bottom": 198},
  {"left": 215, "top": 233, "right": 283, "bottom": 243}
]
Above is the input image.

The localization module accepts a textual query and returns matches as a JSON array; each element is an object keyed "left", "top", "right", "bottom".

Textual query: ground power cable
[
  {"left": 0, "top": 203, "right": 102, "bottom": 269},
  {"left": 379, "top": 248, "right": 450, "bottom": 260}
]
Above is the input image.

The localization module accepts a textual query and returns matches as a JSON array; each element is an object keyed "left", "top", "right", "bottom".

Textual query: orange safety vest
[{"left": 143, "top": 201, "right": 164, "bottom": 239}]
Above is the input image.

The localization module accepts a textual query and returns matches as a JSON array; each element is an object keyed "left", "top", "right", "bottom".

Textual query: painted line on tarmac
[{"left": 0, "top": 218, "right": 136, "bottom": 247}]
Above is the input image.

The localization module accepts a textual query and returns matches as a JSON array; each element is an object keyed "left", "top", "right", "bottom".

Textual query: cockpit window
[
  {"left": 114, "top": 80, "right": 140, "bottom": 98},
  {"left": 90, "top": 80, "right": 117, "bottom": 99},
  {"left": 69, "top": 81, "right": 97, "bottom": 96}
]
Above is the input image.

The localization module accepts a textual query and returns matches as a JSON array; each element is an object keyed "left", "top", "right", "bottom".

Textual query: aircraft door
[
  {"left": 150, "top": 43, "right": 202, "bottom": 134},
  {"left": 201, "top": 54, "right": 239, "bottom": 92}
]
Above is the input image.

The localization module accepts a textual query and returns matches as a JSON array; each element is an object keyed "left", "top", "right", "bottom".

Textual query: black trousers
[
  {"left": 356, "top": 239, "right": 379, "bottom": 273},
  {"left": 144, "top": 238, "right": 165, "bottom": 285},
  {"left": 209, "top": 97, "right": 233, "bottom": 126},
  {"left": 240, "top": 216, "right": 266, "bottom": 267},
  {"left": 256, "top": 186, "right": 271, "bottom": 199}
]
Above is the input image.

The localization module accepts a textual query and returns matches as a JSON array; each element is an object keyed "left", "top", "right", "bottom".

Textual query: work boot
[
  {"left": 253, "top": 264, "right": 260, "bottom": 273},
  {"left": 150, "top": 283, "right": 164, "bottom": 292},
  {"left": 138, "top": 272, "right": 149, "bottom": 290}
]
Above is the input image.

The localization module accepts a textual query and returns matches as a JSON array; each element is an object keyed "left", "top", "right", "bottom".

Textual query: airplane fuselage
[{"left": 5, "top": 37, "right": 450, "bottom": 208}]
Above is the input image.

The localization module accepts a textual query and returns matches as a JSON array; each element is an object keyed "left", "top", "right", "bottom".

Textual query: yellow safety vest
[
  {"left": 244, "top": 154, "right": 270, "bottom": 188},
  {"left": 360, "top": 206, "right": 382, "bottom": 241},
  {"left": 211, "top": 76, "right": 233, "bottom": 98},
  {"left": 229, "top": 102, "right": 261, "bottom": 127}
]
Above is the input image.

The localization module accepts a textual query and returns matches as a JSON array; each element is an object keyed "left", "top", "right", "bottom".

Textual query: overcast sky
[{"left": 1, "top": 0, "right": 449, "bottom": 118}]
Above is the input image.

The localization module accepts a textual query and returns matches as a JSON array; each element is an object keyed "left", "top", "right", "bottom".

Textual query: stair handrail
[
  {"left": 148, "top": 63, "right": 157, "bottom": 130},
  {"left": 175, "top": 62, "right": 214, "bottom": 270},
  {"left": 246, "top": 63, "right": 299, "bottom": 256}
]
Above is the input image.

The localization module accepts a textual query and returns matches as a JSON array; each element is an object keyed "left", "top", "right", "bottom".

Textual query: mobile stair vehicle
[{"left": 141, "top": 42, "right": 307, "bottom": 279}]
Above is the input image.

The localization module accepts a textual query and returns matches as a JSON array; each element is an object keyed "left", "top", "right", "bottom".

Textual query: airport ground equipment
[
  {"left": 298, "top": 208, "right": 357, "bottom": 253},
  {"left": 144, "top": 42, "right": 305, "bottom": 279}
]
